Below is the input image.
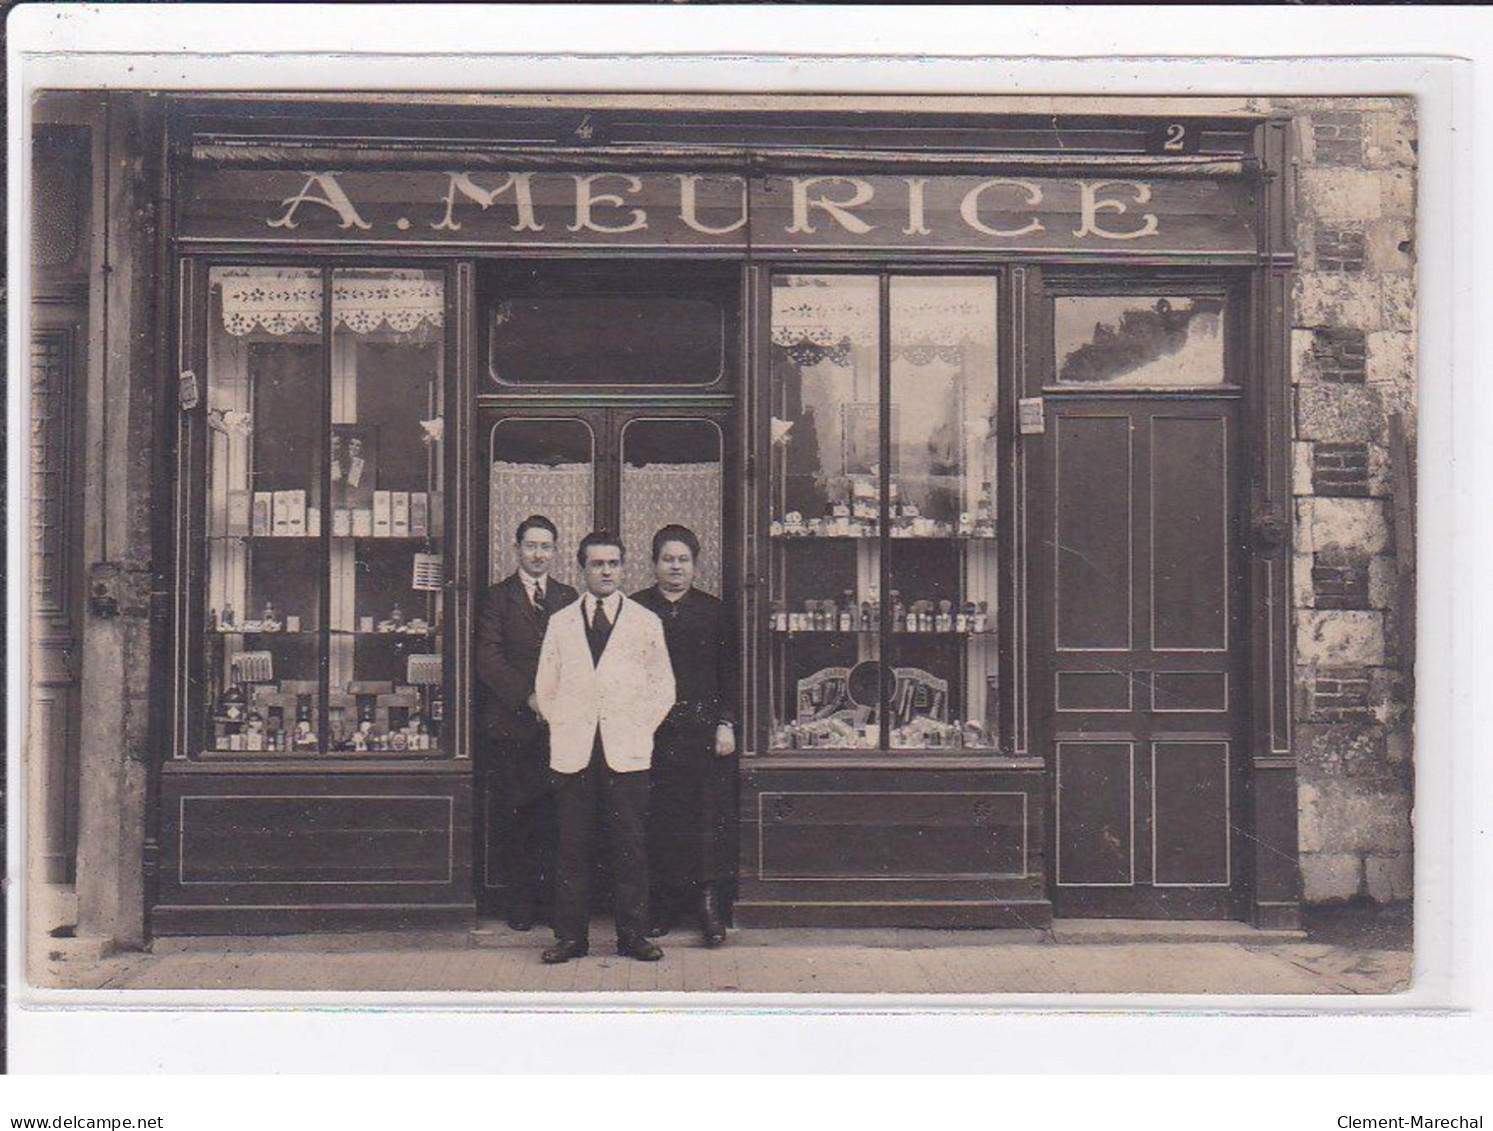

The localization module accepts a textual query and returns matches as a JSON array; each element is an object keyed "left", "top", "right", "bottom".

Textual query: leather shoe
[
  {"left": 645, "top": 902, "right": 673, "bottom": 938},
  {"left": 541, "top": 938, "right": 589, "bottom": 965},
  {"left": 700, "top": 886, "right": 727, "bottom": 949},
  {"left": 616, "top": 934, "right": 664, "bottom": 962},
  {"left": 507, "top": 910, "right": 538, "bottom": 932}
]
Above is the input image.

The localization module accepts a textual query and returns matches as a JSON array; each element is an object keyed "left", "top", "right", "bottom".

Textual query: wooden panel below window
[
  {"left": 178, "top": 794, "right": 454, "bottom": 885},
  {"left": 736, "top": 762, "right": 1049, "bottom": 928},
  {"left": 758, "top": 791, "right": 1026, "bottom": 880},
  {"left": 155, "top": 767, "right": 473, "bottom": 934}
]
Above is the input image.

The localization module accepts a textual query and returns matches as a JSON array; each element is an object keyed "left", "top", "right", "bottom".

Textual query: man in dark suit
[{"left": 476, "top": 514, "right": 578, "bottom": 931}]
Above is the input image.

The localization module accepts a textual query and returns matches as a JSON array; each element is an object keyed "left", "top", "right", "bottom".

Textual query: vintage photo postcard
[{"left": 13, "top": 16, "right": 1463, "bottom": 1034}]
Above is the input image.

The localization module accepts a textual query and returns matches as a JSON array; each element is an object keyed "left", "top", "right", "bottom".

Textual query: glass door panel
[
  {"left": 204, "top": 266, "right": 326, "bottom": 753},
  {"left": 488, "top": 417, "right": 596, "bottom": 591},
  {"left": 619, "top": 418, "right": 724, "bottom": 597}
]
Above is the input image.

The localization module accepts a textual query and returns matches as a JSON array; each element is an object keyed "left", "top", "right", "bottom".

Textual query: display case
[
  {"left": 765, "top": 274, "right": 1001, "bottom": 754},
  {"left": 199, "top": 265, "right": 448, "bottom": 757}
]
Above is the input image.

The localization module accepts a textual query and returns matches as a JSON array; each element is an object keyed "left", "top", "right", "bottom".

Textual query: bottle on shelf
[
  {"left": 974, "top": 482, "right": 995, "bottom": 537},
  {"left": 892, "top": 591, "right": 906, "bottom": 633},
  {"left": 974, "top": 600, "right": 990, "bottom": 633},
  {"left": 839, "top": 592, "right": 855, "bottom": 632},
  {"left": 221, "top": 602, "right": 236, "bottom": 629}
]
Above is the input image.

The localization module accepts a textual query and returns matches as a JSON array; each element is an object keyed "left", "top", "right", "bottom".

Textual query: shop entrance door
[
  {"left": 1029, "top": 286, "right": 1247, "bottom": 919},
  {"left": 474, "top": 406, "right": 735, "bottom": 916}
]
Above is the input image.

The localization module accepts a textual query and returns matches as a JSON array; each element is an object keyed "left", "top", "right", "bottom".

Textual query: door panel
[{"left": 1038, "top": 397, "right": 1244, "bottom": 918}]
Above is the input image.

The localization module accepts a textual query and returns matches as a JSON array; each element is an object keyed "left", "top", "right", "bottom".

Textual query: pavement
[{"left": 26, "top": 905, "right": 1412, "bottom": 998}]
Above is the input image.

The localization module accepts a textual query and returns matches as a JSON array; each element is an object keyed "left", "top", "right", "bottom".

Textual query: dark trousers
[
  {"left": 551, "top": 735, "right": 650, "bottom": 944},
  {"left": 494, "top": 732, "right": 556, "bottom": 916},
  {"left": 649, "top": 720, "right": 737, "bottom": 908}
]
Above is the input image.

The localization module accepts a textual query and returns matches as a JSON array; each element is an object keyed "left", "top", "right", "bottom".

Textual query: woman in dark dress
[{"left": 632, "top": 524, "right": 738, "bottom": 947}]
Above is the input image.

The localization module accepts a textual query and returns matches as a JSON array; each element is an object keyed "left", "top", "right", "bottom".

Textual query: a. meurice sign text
[{"left": 179, "top": 169, "right": 1257, "bottom": 253}]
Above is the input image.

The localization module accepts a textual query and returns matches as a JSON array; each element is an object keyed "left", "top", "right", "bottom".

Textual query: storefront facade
[{"left": 33, "top": 95, "right": 1340, "bottom": 941}]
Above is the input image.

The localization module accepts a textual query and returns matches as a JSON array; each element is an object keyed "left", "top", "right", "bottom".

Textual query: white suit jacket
[{"left": 534, "top": 595, "right": 677, "bottom": 774}]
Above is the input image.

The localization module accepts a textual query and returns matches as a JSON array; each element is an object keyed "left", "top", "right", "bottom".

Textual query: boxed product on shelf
[
  {"left": 252, "top": 492, "right": 272, "bottom": 536},
  {"left": 272, "top": 491, "right": 291, "bottom": 536},
  {"left": 226, "top": 489, "right": 251, "bottom": 537},
  {"left": 391, "top": 491, "right": 410, "bottom": 537},
  {"left": 287, "top": 489, "right": 308, "bottom": 536},
  {"left": 409, "top": 492, "right": 428, "bottom": 537},
  {"left": 332, "top": 507, "right": 351, "bottom": 537},
  {"left": 352, "top": 507, "right": 373, "bottom": 537},
  {"left": 372, "top": 490, "right": 391, "bottom": 537}
]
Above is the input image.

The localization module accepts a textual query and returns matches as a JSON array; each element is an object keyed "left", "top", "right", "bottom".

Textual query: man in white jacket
[{"left": 534, "top": 530, "right": 676, "bottom": 963}]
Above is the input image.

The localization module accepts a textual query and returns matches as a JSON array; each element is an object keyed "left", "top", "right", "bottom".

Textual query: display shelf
[
  {"left": 772, "top": 532, "right": 997, "bottom": 542},
  {"left": 329, "top": 629, "right": 440, "bottom": 638},
  {"left": 207, "top": 628, "right": 319, "bottom": 637},
  {"left": 769, "top": 628, "right": 996, "bottom": 637},
  {"left": 207, "top": 532, "right": 324, "bottom": 541}
]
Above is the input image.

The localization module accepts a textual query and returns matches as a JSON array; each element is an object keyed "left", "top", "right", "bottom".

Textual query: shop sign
[{"left": 179, "top": 168, "right": 1257, "bottom": 253}]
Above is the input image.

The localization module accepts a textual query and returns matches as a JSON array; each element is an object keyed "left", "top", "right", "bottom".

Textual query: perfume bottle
[
  {"left": 975, "top": 482, "right": 995, "bottom": 536},
  {"left": 937, "top": 599, "right": 954, "bottom": 633},
  {"left": 839, "top": 594, "right": 854, "bottom": 633},
  {"left": 892, "top": 591, "right": 906, "bottom": 633},
  {"left": 974, "top": 600, "right": 989, "bottom": 633}
]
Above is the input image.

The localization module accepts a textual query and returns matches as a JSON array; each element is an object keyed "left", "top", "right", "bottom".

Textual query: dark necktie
[
  {"left": 587, "top": 599, "right": 613, "bottom": 664},
  {"left": 532, "top": 582, "right": 547, "bottom": 617}
]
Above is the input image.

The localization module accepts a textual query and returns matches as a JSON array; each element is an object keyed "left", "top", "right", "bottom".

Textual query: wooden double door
[
  {"left": 474, "top": 403, "right": 737, "bottom": 912},
  {"left": 1032, "top": 395, "right": 1246, "bottom": 918}
]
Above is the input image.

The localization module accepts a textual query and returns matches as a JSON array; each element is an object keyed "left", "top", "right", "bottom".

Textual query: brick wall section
[{"left": 1286, "top": 97, "right": 1416, "bottom": 906}]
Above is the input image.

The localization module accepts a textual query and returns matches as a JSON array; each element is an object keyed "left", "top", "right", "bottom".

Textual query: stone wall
[{"left": 1284, "top": 98, "right": 1417, "bottom": 905}]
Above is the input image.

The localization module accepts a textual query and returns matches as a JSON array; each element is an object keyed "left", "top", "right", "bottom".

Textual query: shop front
[{"left": 152, "top": 99, "right": 1298, "bottom": 934}]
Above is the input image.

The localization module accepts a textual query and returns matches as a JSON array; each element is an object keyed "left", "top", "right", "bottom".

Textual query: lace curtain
[
  {"left": 219, "top": 270, "right": 445, "bottom": 337},
  {"left": 488, "top": 462, "right": 593, "bottom": 589},
  {"left": 620, "top": 463, "right": 723, "bottom": 597},
  {"left": 771, "top": 279, "right": 998, "bottom": 367}
]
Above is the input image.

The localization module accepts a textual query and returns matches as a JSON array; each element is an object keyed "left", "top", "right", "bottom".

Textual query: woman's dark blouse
[{"left": 631, "top": 585, "right": 738, "bottom": 730}]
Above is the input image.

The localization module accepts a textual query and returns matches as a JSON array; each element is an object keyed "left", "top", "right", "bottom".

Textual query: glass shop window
[
  {"left": 202, "top": 266, "right": 446, "bottom": 756},
  {"left": 1053, "top": 295, "right": 1227, "bottom": 387},
  {"left": 767, "top": 274, "right": 1000, "bottom": 753},
  {"left": 484, "top": 261, "right": 733, "bottom": 387}
]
